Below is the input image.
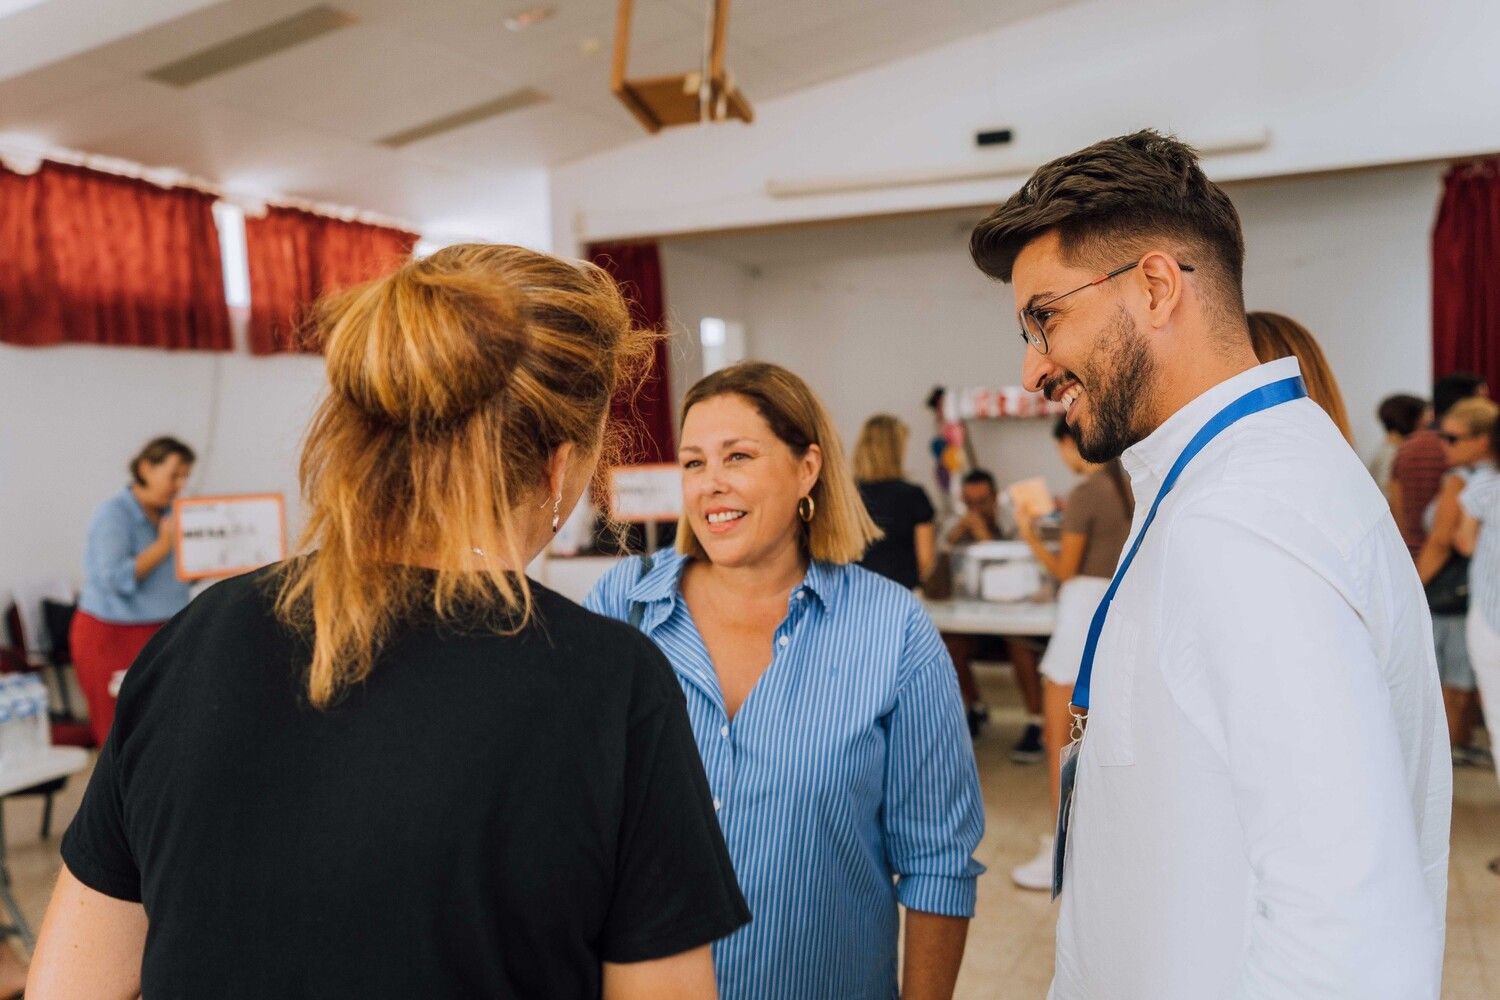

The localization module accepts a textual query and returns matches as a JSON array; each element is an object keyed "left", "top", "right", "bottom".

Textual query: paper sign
[
  {"left": 1007, "top": 477, "right": 1054, "bottom": 521},
  {"left": 609, "top": 464, "right": 682, "bottom": 522},
  {"left": 175, "top": 494, "right": 287, "bottom": 581}
]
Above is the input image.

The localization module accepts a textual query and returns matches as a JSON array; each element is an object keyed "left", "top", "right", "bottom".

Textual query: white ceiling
[{"left": 0, "top": 0, "right": 1078, "bottom": 234}]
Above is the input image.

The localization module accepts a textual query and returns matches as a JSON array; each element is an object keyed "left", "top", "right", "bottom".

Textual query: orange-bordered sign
[
  {"left": 607, "top": 464, "right": 683, "bottom": 523},
  {"left": 174, "top": 493, "right": 288, "bottom": 581}
]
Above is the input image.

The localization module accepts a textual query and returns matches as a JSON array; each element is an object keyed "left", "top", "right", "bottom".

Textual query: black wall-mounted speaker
[{"left": 976, "top": 129, "right": 1013, "bottom": 147}]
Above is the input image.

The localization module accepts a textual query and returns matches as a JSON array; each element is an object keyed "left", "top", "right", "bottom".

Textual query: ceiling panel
[
  {"left": 397, "top": 96, "right": 636, "bottom": 172},
  {"left": 92, "top": 0, "right": 328, "bottom": 75},
  {"left": 0, "top": 53, "right": 120, "bottom": 122},
  {"left": 182, "top": 24, "right": 530, "bottom": 142}
]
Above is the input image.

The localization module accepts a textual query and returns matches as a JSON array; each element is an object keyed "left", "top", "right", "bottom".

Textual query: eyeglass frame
[{"left": 1018, "top": 258, "right": 1195, "bottom": 355}]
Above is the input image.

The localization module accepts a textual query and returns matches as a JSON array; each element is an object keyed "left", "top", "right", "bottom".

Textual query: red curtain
[
  {"left": 245, "top": 206, "right": 418, "bottom": 354},
  {"left": 1433, "top": 159, "right": 1500, "bottom": 389},
  {"left": 588, "top": 241, "right": 675, "bottom": 464},
  {"left": 0, "top": 161, "right": 231, "bottom": 350}
]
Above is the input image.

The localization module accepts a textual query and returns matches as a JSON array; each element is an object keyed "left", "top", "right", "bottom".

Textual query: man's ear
[{"left": 1137, "top": 251, "right": 1189, "bottom": 330}]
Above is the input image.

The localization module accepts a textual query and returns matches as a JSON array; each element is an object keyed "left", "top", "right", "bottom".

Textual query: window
[
  {"left": 213, "top": 201, "right": 251, "bottom": 310},
  {"left": 700, "top": 317, "right": 744, "bottom": 375}
]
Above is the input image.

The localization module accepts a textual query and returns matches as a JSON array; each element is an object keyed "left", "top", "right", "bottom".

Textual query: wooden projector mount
[{"left": 612, "top": 0, "right": 753, "bottom": 133}]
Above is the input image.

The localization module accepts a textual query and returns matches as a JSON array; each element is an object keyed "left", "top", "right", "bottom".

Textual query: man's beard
[{"left": 1072, "top": 307, "right": 1157, "bottom": 464}]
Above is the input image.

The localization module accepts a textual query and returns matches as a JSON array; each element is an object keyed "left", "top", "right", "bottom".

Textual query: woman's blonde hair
[
  {"left": 275, "top": 243, "right": 648, "bottom": 708},
  {"left": 852, "top": 414, "right": 908, "bottom": 482},
  {"left": 1246, "top": 311, "right": 1354, "bottom": 444},
  {"left": 1446, "top": 397, "right": 1499, "bottom": 439},
  {"left": 675, "top": 362, "right": 881, "bottom": 564}
]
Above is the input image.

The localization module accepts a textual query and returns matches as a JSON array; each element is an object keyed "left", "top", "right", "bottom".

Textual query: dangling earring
[
  {"left": 797, "top": 494, "right": 815, "bottom": 523},
  {"left": 551, "top": 494, "right": 562, "bottom": 533}
]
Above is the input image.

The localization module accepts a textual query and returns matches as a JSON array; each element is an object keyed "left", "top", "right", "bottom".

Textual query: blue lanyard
[{"left": 1071, "top": 375, "right": 1308, "bottom": 711}]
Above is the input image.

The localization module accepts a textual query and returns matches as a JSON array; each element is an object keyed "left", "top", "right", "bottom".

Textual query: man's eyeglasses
[{"left": 1018, "top": 259, "right": 1195, "bottom": 355}]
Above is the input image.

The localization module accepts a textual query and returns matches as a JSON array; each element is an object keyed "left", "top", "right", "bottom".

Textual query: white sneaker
[{"left": 1011, "top": 836, "right": 1054, "bottom": 891}]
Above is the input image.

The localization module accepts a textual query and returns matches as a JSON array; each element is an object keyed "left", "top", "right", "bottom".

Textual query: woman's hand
[{"left": 157, "top": 512, "right": 178, "bottom": 551}]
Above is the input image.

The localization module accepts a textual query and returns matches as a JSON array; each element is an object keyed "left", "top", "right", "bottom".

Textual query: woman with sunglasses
[{"left": 1418, "top": 397, "right": 1498, "bottom": 765}]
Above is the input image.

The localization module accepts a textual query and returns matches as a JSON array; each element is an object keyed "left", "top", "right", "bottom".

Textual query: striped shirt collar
[{"left": 626, "top": 549, "right": 846, "bottom": 619}]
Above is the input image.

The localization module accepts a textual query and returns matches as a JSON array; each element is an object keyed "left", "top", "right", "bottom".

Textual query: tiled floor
[{"left": 3, "top": 664, "right": 1495, "bottom": 997}]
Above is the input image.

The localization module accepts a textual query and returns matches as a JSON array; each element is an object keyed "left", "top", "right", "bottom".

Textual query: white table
[
  {"left": 0, "top": 747, "right": 91, "bottom": 948},
  {"left": 922, "top": 597, "right": 1057, "bottom": 637}
]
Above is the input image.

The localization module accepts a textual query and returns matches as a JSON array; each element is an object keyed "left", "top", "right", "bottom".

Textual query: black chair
[{"left": 40, "top": 598, "right": 79, "bottom": 721}]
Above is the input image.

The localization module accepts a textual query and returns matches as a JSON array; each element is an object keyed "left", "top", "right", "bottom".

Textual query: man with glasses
[{"left": 971, "top": 130, "right": 1448, "bottom": 999}]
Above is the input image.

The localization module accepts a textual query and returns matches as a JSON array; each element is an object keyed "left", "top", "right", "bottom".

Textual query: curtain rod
[{"left": 0, "top": 137, "right": 420, "bottom": 234}]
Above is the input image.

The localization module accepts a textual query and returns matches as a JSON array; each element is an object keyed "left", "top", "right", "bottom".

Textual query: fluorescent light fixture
[
  {"left": 378, "top": 88, "right": 549, "bottom": 148},
  {"left": 146, "top": 5, "right": 357, "bottom": 87}
]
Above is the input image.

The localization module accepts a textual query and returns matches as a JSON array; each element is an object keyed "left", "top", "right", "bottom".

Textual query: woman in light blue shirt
[
  {"left": 71, "top": 436, "right": 194, "bottom": 744},
  {"left": 588, "top": 362, "right": 984, "bottom": 1000}
]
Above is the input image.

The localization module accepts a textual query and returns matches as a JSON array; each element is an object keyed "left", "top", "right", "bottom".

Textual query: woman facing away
[
  {"left": 853, "top": 413, "right": 937, "bottom": 590},
  {"left": 587, "top": 362, "right": 985, "bottom": 1000},
  {"left": 29, "top": 244, "right": 748, "bottom": 1000}
]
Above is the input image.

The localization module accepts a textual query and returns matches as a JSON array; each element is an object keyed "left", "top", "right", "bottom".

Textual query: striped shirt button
[
  {"left": 720, "top": 725, "right": 730, "bottom": 738},
  {"left": 777, "top": 635, "right": 789, "bottom": 648},
  {"left": 712, "top": 797, "right": 722, "bottom": 811}
]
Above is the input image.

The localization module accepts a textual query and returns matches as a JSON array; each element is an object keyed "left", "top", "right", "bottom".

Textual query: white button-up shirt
[{"left": 1050, "top": 357, "right": 1450, "bottom": 1000}]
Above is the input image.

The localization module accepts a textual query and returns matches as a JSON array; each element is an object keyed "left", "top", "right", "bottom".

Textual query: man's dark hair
[
  {"left": 970, "top": 130, "right": 1246, "bottom": 320},
  {"left": 962, "top": 469, "right": 996, "bottom": 491},
  {"left": 1376, "top": 394, "right": 1426, "bottom": 437},
  {"left": 130, "top": 436, "right": 195, "bottom": 485},
  {"left": 1433, "top": 373, "right": 1485, "bottom": 419}
]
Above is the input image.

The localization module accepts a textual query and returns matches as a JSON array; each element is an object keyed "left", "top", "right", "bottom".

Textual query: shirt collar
[
  {"left": 1121, "top": 356, "right": 1303, "bottom": 500},
  {"left": 119, "top": 485, "right": 153, "bottom": 527},
  {"left": 624, "top": 547, "right": 846, "bottom": 612}
]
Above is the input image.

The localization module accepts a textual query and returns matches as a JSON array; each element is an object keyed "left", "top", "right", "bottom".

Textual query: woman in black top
[
  {"left": 31, "top": 244, "right": 748, "bottom": 1000},
  {"left": 853, "top": 414, "right": 936, "bottom": 589}
]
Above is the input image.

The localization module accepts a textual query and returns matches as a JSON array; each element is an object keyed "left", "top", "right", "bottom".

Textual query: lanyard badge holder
[{"left": 1051, "top": 375, "right": 1307, "bottom": 900}]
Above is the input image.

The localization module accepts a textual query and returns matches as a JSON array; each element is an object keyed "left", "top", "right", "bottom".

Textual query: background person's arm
[
  {"left": 1455, "top": 513, "right": 1480, "bottom": 558},
  {"left": 603, "top": 947, "right": 717, "bottom": 1000},
  {"left": 914, "top": 523, "right": 936, "bottom": 583},
  {"left": 1416, "top": 476, "right": 1463, "bottom": 584},
  {"left": 900, "top": 910, "right": 968, "bottom": 1000},
  {"left": 27, "top": 866, "right": 146, "bottom": 1000},
  {"left": 133, "top": 512, "right": 176, "bottom": 582}
]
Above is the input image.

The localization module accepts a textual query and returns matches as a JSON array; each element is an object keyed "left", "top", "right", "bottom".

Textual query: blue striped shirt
[
  {"left": 79, "top": 488, "right": 191, "bottom": 624},
  {"left": 586, "top": 551, "right": 984, "bottom": 1000}
]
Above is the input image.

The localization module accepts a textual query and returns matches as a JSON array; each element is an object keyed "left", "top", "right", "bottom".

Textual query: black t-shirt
[
  {"left": 856, "top": 479, "right": 937, "bottom": 589},
  {"left": 62, "top": 567, "right": 749, "bottom": 1000}
]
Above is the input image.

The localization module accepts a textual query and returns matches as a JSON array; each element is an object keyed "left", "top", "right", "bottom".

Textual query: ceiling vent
[
  {"left": 378, "top": 88, "right": 550, "bottom": 148},
  {"left": 146, "top": 5, "right": 357, "bottom": 87}
]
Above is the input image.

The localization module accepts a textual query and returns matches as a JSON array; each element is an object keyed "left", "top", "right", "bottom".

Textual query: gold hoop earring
[{"left": 797, "top": 495, "right": 815, "bottom": 523}]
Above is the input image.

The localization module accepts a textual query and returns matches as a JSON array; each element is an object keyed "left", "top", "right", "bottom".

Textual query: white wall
[
  {"left": 662, "top": 162, "right": 1443, "bottom": 512},
  {"left": 551, "top": 0, "right": 1500, "bottom": 252},
  {"left": 659, "top": 243, "right": 753, "bottom": 412},
  {"left": 0, "top": 340, "right": 326, "bottom": 604}
]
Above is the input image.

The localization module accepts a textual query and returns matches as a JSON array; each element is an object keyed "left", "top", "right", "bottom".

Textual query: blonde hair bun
[{"left": 320, "top": 248, "right": 531, "bottom": 429}]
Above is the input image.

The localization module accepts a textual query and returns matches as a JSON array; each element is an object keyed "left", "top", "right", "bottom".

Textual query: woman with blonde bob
[
  {"left": 587, "top": 362, "right": 984, "bottom": 1000},
  {"left": 31, "top": 244, "right": 749, "bottom": 1000},
  {"left": 853, "top": 414, "right": 938, "bottom": 590}
]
